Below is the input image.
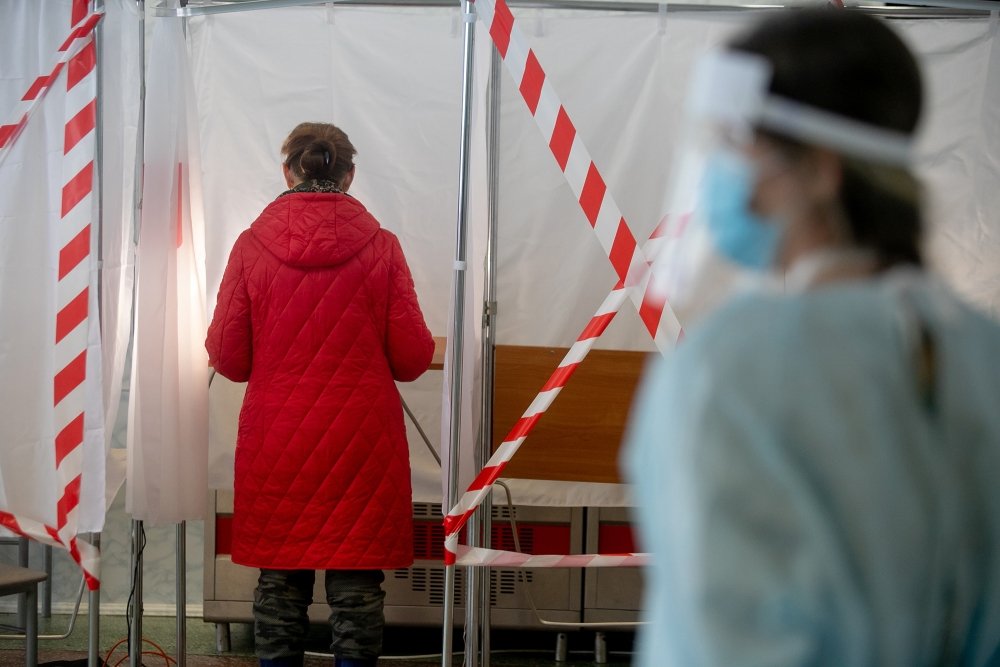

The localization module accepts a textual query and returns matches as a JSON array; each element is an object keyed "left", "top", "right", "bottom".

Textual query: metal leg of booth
[
  {"left": 42, "top": 546, "right": 52, "bottom": 619},
  {"left": 17, "top": 538, "right": 29, "bottom": 630},
  {"left": 215, "top": 622, "right": 231, "bottom": 653},
  {"left": 25, "top": 584, "right": 37, "bottom": 667},
  {"left": 594, "top": 632, "right": 607, "bottom": 665},
  {"left": 555, "top": 632, "right": 568, "bottom": 662}
]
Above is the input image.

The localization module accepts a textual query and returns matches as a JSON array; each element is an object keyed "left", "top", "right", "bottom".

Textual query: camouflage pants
[{"left": 254, "top": 568, "right": 386, "bottom": 662}]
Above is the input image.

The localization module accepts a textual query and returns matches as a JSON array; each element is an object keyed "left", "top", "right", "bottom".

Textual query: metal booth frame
[{"left": 123, "top": 2, "right": 998, "bottom": 667}]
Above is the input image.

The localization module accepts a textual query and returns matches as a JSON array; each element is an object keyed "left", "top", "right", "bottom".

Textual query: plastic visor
[
  {"left": 647, "top": 49, "right": 916, "bottom": 328},
  {"left": 647, "top": 51, "right": 775, "bottom": 327}
]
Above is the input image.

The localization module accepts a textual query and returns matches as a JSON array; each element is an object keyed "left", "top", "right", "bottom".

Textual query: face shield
[{"left": 650, "top": 49, "right": 915, "bottom": 326}]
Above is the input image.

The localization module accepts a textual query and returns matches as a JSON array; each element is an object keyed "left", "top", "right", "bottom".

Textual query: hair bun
[
  {"left": 298, "top": 139, "right": 338, "bottom": 181},
  {"left": 281, "top": 122, "right": 358, "bottom": 186}
]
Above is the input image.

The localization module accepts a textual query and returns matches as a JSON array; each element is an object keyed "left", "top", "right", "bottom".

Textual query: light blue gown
[{"left": 623, "top": 272, "right": 1000, "bottom": 667}]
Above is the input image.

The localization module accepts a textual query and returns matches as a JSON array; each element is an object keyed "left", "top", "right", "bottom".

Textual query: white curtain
[
  {"left": 191, "top": 6, "right": 489, "bottom": 500},
  {"left": 0, "top": 0, "right": 76, "bottom": 529},
  {"left": 191, "top": 7, "right": 1000, "bottom": 508},
  {"left": 901, "top": 14, "right": 1000, "bottom": 317},
  {"left": 98, "top": 0, "right": 142, "bottom": 505},
  {"left": 0, "top": 0, "right": 106, "bottom": 536},
  {"left": 126, "top": 13, "right": 209, "bottom": 524}
]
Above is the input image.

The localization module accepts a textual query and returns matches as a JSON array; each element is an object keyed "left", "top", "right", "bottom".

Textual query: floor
[{"left": 0, "top": 613, "right": 634, "bottom": 667}]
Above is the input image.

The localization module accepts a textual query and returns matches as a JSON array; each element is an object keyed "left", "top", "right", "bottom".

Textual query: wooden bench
[{"left": 0, "top": 563, "right": 48, "bottom": 667}]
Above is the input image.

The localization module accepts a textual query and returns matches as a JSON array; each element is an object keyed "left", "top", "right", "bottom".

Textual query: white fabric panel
[
  {"left": 191, "top": 6, "right": 485, "bottom": 500},
  {"left": 206, "top": 376, "right": 240, "bottom": 490},
  {"left": 98, "top": 0, "right": 141, "bottom": 507},
  {"left": 0, "top": 0, "right": 107, "bottom": 531},
  {"left": 191, "top": 6, "right": 468, "bottom": 332},
  {"left": 898, "top": 15, "right": 1000, "bottom": 318},
  {"left": 194, "top": 7, "right": 1000, "bottom": 508},
  {"left": 127, "top": 15, "right": 209, "bottom": 524},
  {"left": 495, "top": 11, "right": 746, "bottom": 351},
  {"left": 404, "top": 372, "right": 450, "bottom": 504},
  {"left": 0, "top": 0, "right": 70, "bottom": 525},
  {"left": 495, "top": 11, "right": 1000, "bottom": 341}
]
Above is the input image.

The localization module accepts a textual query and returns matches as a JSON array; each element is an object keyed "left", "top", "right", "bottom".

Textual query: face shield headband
[{"left": 688, "top": 50, "right": 916, "bottom": 168}]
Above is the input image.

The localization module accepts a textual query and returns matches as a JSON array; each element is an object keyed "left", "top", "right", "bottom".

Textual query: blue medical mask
[{"left": 700, "top": 150, "right": 781, "bottom": 269}]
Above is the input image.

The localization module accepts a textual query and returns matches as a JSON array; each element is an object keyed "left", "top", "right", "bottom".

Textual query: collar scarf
[{"left": 278, "top": 179, "right": 345, "bottom": 198}]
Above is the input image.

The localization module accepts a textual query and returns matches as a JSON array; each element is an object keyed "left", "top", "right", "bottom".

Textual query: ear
[
  {"left": 341, "top": 165, "right": 356, "bottom": 193},
  {"left": 282, "top": 162, "right": 295, "bottom": 188}
]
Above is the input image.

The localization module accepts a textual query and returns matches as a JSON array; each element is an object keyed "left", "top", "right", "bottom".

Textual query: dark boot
[
  {"left": 333, "top": 658, "right": 377, "bottom": 667},
  {"left": 260, "top": 657, "right": 304, "bottom": 667}
]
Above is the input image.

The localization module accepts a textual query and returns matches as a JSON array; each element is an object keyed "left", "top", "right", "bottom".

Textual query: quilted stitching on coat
[{"left": 207, "top": 192, "right": 434, "bottom": 570}]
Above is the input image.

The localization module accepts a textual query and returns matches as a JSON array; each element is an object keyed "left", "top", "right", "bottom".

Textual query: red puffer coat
[{"left": 206, "top": 190, "right": 434, "bottom": 570}]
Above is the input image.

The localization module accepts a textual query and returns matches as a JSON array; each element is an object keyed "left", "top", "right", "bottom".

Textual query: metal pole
[
  {"left": 442, "top": 1, "right": 477, "bottom": 664},
  {"left": 154, "top": 0, "right": 996, "bottom": 18},
  {"left": 17, "top": 538, "right": 28, "bottom": 629},
  {"left": 94, "top": 0, "right": 105, "bottom": 310},
  {"left": 132, "top": 0, "right": 146, "bottom": 246},
  {"left": 89, "top": 0, "right": 104, "bottom": 659},
  {"left": 43, "top": 547, "right": 52, "bottom": 619},
  {"left": 129, "top": 520, "right": 144, "bottom": 667},
  {"left": 87, "top": 534, "right": 101, "bottom": 667},
  {"left": 88, "top": 0, "right": 104, "bottom": 657},
  {"left": 465, "top": 511, "right": 482, "bottom": 667},
  {"left": 26, "top": 585, "right": 37, "bottom": 667},
  {"left": 476, "top": 44, "right": 503, "bottom": 667},
  {"left": 129, "top": 6, "right": 145, "bottom": 664},
  {"left": 176, "top": 522, "right": 187, "bottom": 667}
]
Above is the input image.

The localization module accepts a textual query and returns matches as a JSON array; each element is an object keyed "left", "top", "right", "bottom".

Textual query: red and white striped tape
[
  {"left": 52, "top": 0, "right": 101, "bottom": 589},
  {"left": 0, "top": 9, "right": 103, "bottom": 169},
  {"left": 0, "top": 0, "right": 102, "bottom": 590},
  {"left": 455, "top": 545, "right": 649, "bottom": 568},
  {"left": 444, "top": 284, "right": 627, "bottom": 562},
  {"left": 0, "top": 509, "right": 98, "bottom": 590},
  {"left": 442, "top": 0, "right": 692, "bottom": 567},
  {"left": 476, "top": 0, "right": 682, "bottom": 352},
  {"left": 443, "top": 218, "right": 683, "bottom": 565}
]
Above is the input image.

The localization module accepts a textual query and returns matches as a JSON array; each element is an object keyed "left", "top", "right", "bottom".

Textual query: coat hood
[{"left": 250, "top": 192, "right": 380, "bottom": 268}]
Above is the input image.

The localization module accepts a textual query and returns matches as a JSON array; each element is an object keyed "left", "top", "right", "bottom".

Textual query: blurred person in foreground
[
  {"left": 206, "top": 122, "right": 435, "bottom": 667},
  {"left": 624, "top": 9, "right": 1000, "bottom": 667}
]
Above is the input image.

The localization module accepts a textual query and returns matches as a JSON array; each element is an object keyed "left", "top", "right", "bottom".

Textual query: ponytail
[
  {"left": 281, "top": 122, "right": 357, "bottom": 188},
  {"left": 296, "top": 139, "right": 338, "bottom": 182},
  {"left": 840, "top": 160, "right": 924, "bottom": 268}
]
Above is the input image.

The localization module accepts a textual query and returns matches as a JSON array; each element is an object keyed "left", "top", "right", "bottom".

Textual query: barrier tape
[
  {"left": 0, "top": 9, "right": 103, "bottom": 170},
  {"left": 455, "top": 544, "right": 649, "bottom": 568},
  {"left": 442, "top": 0, "right": 691, "bottom": 567},
  {"left": 0, "top": 511, "right": 99, "bottom": 591},
  {"left": 443, "top": 216, "right": 683, "bottom": 566},
  {"left": 444, "top": 284, "right": 627, "bottom": 556},
  {"left": 475, "top": 0, "right": 682, "bottom": 352},
  {"left": 0, "top": 1, "right": 102, "bottom": 591},
  {"left": 52, "top": 0, "right": 101, "bottom": 590}
]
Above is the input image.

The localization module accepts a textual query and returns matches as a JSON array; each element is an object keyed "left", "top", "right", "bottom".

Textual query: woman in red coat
[{"left": 206, "top": 122, "right": 435, "bottom": 667}]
